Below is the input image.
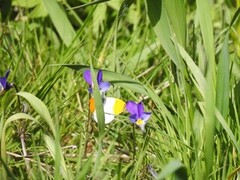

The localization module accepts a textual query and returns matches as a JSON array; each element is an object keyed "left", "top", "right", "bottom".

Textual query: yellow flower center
[{"left": 136, "top": 119, "right": 144, "bottom": 126}]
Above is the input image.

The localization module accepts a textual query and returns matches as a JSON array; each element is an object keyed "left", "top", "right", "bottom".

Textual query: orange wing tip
[{"left": 89, "top": 97, "right": 95, "bottom": 113}]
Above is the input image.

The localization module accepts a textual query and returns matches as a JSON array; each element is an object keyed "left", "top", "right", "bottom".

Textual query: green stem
[
  {"left": 0, "top": 96, "right": 7, "bottom": 179},
  {"left": 132, "top": 124, "right": 136, "bottom": 162},
  {"left": 84, "top": 92, "right": 93, "bottom": 158}
]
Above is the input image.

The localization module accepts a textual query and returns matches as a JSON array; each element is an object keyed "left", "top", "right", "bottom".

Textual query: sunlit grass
[{"left": 0, "top": 0, "right": 239, "bottom": 179}]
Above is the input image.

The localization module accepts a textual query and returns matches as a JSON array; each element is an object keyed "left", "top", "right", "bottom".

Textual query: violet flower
[
  {"left": 0, "top": 70, "right": 13, "bottom": 95},
  {"left": 126, "top": 101, "right": 151, "bottom": 131},
  {"left": 83, "top": 69, "right": 110, "bottom": 93}
]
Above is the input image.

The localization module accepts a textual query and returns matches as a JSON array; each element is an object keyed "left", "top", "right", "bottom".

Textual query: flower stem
[{"left": 132, "top": 123, "right": 136, "bottom": 162}]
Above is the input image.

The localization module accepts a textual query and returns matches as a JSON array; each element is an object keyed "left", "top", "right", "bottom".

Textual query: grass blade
[
  {"left": 118, "top": 0, "right": 134, "bottom": 24},
  {"left": 89, "top": 63, "right": 105, "bottom": 135},
  {"left": 196, "top": 0, "right": 216, "bottom": 177},
  {"left": 230, "top": 7, "right": 240, "bottom": 27},
  {"left": 157, "top": 160, "right": 187, "bottom": 179},
  {"left": 164, "top": 0, "right": 186, "bottom": 47},
  {"left": 215, "top": 109, "right": 240, "bottom": 153},
  {"left": 178, "top": 43, "right": 206, "bottom": 98},
  {"left": 196, "top": 0, "right": 215, "bottom": 66},
  {"left": 146, "top": 0, "right": 183, "bottom": 69},
  {"left": 216, "top": 33, "right": 230, "bottom": 119},
  {"left": 17, "top": 92, "right": 56, "bottom": 137},
  {"left": 44, "top": 135, "right": 68, "bottom": 179},
  {"left": 42, "top": 0, "right": 76, "bottom": 46}
]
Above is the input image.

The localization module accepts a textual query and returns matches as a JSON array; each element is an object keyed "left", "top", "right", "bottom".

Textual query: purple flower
[
  {"left": 0, "top": 70, "right": 13, "bottom": 95},
  {"left": 83, "top": 69, "right": 110, "bottom": 93},
  {"left": 126, "top": 101, "right": 151, "bottom": 131}
]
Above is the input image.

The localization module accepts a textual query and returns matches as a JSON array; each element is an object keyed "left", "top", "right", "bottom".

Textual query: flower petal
[
  {"left": 5, "top": 82, "right": 13, "bottom": 91},
  {"left": 97, "top": 70, "right": 103, "bottom": 84},
  {"left": 138, "top": 122, "right": 146, "bottom": 132},
  {"left": 88, "top": 87, "right": 93, "bottom": 93},
  {"left": 141, "top": 112, "right": 151, "bottom": 122},
  {"left": 129, "top": 114, "right": 137, "bottom": 123},
  {"left": 126, "top": 101, "right": 138, "bottom": 115},
  {"left": 137, "top": 102, "right": 144, "bottom": 116},
  {"left": 0, "top": 70, "right": 13, "bottom": 95},
  {"left": 83, "top": 70, "right": 92, "bottom": 85},
  {"left": 4, "top": 70, "right": 10, "bottom": 79},
  {"left": 99, "top": 81, "right": 110, "bottom": 92},
  {"left": 0, "top": 77, "right": 7, "bottom": 88}
]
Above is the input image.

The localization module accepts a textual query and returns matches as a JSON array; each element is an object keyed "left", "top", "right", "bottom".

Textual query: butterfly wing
[{"left": 89, "top": 97, "right": 126, "bottom": 124}]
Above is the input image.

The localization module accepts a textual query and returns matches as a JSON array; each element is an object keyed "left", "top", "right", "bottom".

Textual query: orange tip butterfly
[{"left": 89, "top": 97, "right": 126, "bottom": 124}]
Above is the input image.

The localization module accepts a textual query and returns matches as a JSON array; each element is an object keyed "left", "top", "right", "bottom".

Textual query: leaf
[
  {"left": 196, "top": 0, "right": 215, "bottom": 66},
  {"left": 177, "top": 43, "right": 206, "bottom": 98},
  {"left": 117, "top": 0, "right": 134, "bottom": 24},
  {"left": 12, "top": 0, "right": 40, "bottom": 8},
  {"left": 75, "top": 155, "right": 94, "bottom": 179},
  {"left": 17, "top": 92, "right": 56, "bottom": 137},
  {"left": 12, "top": 0, "right": 48, "bottom": 18},
  {"left": 3, "top": 113, "right": 37, "bottom": 129},
  {"left": 42, "top": 0, "right": 76, "bottom": 46},
  {"left": 157, "top": 160, "right": 188, "bottom": 179},
  {"left": 146, "top": 0, "right": 183, "bottom": 70},
  {"left": 93, "top": 3, "right": 107, "bottom": 36},
  {"left": 216, "top": 33, "right": 230, "bottom": 119},
  {"left": 196, "top": 0, "right": 216, "bottom": 177},
  {"left": 28, "top": 1, "right": 48, "bottom": 18},
  {"left": 230, "top": 7, "right": 240, "bottom": 27},
  {"left": 164, "top": 0, "right": 186, "bottom": 47},
  {"left": 44, "top": 135, "right": 68, "bottom": 179},
  {"left": 215, "top": 109, "right": 240, "bottom": 153},
  {"left": 89, "top": 63, "right": 105, "bottom": 134}
]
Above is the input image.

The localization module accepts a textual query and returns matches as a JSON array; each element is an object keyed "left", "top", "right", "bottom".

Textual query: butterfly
[{"left": 89, "top": 97, "right": 126, "bottom": 124}]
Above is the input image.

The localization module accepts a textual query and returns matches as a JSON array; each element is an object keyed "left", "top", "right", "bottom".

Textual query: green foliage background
[{"left": 0, "top": 0, "right": 240, "bottom": 179}]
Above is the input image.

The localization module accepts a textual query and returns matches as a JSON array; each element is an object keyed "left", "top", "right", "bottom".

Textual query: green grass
[{"left": 0, "top": 0, "right": 240, "bottom": 179}]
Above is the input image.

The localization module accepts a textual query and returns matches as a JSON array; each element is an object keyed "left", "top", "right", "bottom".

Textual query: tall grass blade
[
  {"left": 215, "top": 109, "right": 240, "bottom": 153},
  {"left": 196, "top": 0, "right": 215, "bottom": 65},
  {"left": 146, "top": 0, "right": 182, "bottom": 69},
  {"left": 178, "top": 43, "right": 206, "bottom": 98},
  {"left": 118, "top": 0, "right": 134, "bottom": 24},
  {"left": 230, "top": 7, "right": 240, "bottom": 27},
  {"left": 42, "top": 0, "right": 76, "bottom": 46},
  {"left": 89, "top": 63, "right": 105, "bottom": 135},
  {"left": 76, "top": 155, "right": 93, "bottom": 179},
  {"left": 216, "top": 33, "right": 229, "bottom": 119},
  {"left": 17, "top": 92, "right": 56, "bottom": 137},
  {"left": 164, "top": 0, "right": 186, "bottom": 47},
  {"left": 44, "top": 135, "right": 68, "bottom": 179},
  {"left": 196, "top": 0, "right": 216, "bottom": 177}
]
